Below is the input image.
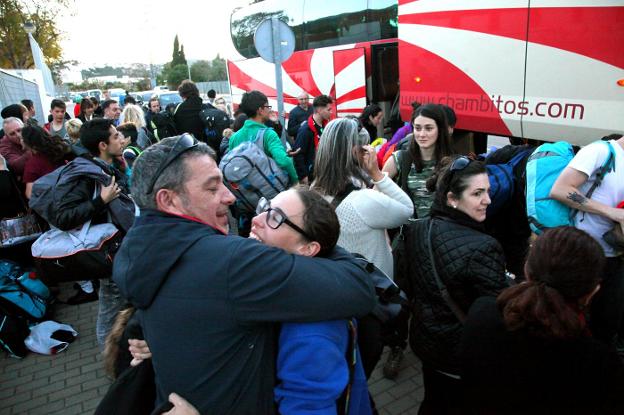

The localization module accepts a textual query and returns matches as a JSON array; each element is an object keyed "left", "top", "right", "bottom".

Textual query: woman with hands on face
[{"left": 311, "top": 117, "right": 413, "bottom": 381}]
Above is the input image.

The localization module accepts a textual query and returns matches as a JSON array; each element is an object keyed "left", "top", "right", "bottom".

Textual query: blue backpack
[
  {"left": 485, "top": 149, "right": 533, "bottom": 216},
  {"left": 0, "top": 261, "right": 51, "bottom": 321},
  {"left": 525, "top": 141, "right": 616, "bottom": 234}
]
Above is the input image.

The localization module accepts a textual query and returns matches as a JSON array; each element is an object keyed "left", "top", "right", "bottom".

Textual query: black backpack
[
  {"left": 150, "top": 112, "right": 178, "bottom": 141},
  {"left": 199, "top": 104, "right": 230, "bottom": 144}
]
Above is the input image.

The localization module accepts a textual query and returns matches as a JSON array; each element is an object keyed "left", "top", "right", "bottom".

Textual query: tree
[
  {"left": 171, "top": 35, "right": 187, "bottom": 67},
  {"left": 0, "top": 0, "right": 68, "bottom": 81},
  {"left": 128, "top": 63, "right": 150, "bottom": 78},
  {"left": 190, "top": 60, "right": 211, "bottom": 82},
  {"left": 167, "top": 64, "right": 189, "bottom": 90},
  {"left": 209, "top": 55, "right": 227, "bottom": 81},
  {"left": 179, "top": 45, "right": 187, "bottom": 66}
]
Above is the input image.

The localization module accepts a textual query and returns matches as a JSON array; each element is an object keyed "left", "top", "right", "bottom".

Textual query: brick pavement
[{"left": 1, "top": 282, "right": 423, "bottom": 414}]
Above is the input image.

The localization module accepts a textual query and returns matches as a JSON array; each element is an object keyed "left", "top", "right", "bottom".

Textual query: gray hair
[
  {"left": 3, "top": 117, "right": 23, "bottom": 128},
  {"left": 312, "top": 117, "right": 369, "bottom": 197},
  {"left": 131, "top": 136, "right": 216, "bottom": 210}
]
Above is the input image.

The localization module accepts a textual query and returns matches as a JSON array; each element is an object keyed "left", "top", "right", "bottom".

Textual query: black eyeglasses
[
  {"left": 450, "top": 156, "right": 471, "bottom": 172},
  {"left": 256, "top": 197, "right": 313, "bottom": 241},
  {"left": 147, "top": 134, "right": 198, "bottom": 194},
  {"left": 262, "top": 105, "right": 272, "bottom": 110}
]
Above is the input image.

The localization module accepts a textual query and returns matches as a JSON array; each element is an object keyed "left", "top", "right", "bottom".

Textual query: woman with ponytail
[{"left": 460, "top": 227, "right": 624, "bottom": 414}]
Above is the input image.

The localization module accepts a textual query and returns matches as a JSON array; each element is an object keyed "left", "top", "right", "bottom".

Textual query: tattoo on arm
[{"left": 567, "top": 192, "right": 587, "bottom": 206}]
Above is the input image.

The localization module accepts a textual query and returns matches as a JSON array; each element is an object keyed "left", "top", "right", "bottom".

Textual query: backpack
[
  {"left": 29, "top": 164, "right": 68, "bottom": 226},
  {"left": 485, "top": 147, "right": 534, "bottom": 216},
  {"left": 0, "top": 260, "right": 50, "bottom": 322},
  {"left": 150, "top": 112, "right": 178, "bottom": 141},
  {"left": 525, "top": 140, "right": 616, "bottom": 234},
  {"left": 199, "top": 104, "right": 230, "bottom": 144},
  {"left": 219, "top": 128, "right": 290, "bottom": 213}
]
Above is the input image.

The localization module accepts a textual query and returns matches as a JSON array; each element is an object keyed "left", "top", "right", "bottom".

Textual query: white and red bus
[{"left": 227, "top": 0, "right": 624, "bottom": 146}]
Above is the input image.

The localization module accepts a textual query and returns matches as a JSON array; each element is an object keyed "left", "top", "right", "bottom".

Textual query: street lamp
[
  {"left": 23, "top": 21, "right": 35, "bottom": 35},
  {"left": 19, "top": 21, "right": 37, "bottom": 97}
]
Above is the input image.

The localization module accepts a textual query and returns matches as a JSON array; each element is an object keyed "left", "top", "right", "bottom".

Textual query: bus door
[{"left": 332, "top": 47, "right": 367, "bottom": 117}]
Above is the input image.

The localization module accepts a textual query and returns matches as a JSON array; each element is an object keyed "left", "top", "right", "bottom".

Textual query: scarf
[{"left": 307, "top": 115, "right": 327, "bottom": 149}]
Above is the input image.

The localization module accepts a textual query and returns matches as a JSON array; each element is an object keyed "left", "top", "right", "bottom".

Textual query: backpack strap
[
  {"left": 335, "top": 318, "right": 358, "bottom": 415},
  {"left": 575, "top": 141, "right": 617, "bottom": 223},
  {"left": 331, "top": 183, "right": 359, "bottom": 209},
  {"left": 427, "top": 219, "right": 467, "bottom": 323},
  {"left": 394, "top": 150, "right": 413, "bottom": 193},
  {"left": 587, "top": 141, "right": 616, "bottom": 198},
  {"left": 253, "top": 128, "right": 268, "bottom": 153}
]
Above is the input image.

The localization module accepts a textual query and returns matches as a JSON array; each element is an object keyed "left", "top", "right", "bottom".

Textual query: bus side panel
[
  {"left": 333, "top": 48, "right": 367, "bottom": 117},
  {"left": 522, "top": 4, "right": 624, "bottom": 145},
  {"left": 398, "top": 1, "right": 529, "bottom": 137},
  {"left": 227, "top": 43, "right": 369, "bottom": 119}
]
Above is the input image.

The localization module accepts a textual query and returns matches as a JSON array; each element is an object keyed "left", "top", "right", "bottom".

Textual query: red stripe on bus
[{"left": 400, "top": 6, "right": 624, "bottom": 69}]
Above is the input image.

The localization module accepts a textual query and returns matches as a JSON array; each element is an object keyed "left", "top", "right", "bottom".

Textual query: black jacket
[
  {"left": 460, "top": 297, "right": 624, "bottom": 414},
  {"left": 53, "top": 156, "right": 130, "bottom": 231},
  {"left": 293, "top": 117, "right": 321, "bottom": 180},
  {"left": 113, "top": 210, "right": 376, "bottom": 414},
  {"left": 286, "top": 105, "right": 312, "bottom": 138},
  {"left": 403, "top": 203, "right": 508, "bottom": 374},
  {"left": 173, "top": 95, "right": 206, "bottom": 142}
]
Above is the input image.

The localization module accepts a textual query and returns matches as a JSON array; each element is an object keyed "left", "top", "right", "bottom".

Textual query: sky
[{"left": 57, "top": 0, "right": 250, "bottom": 67}]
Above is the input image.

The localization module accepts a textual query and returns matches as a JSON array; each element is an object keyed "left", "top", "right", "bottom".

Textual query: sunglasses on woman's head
[{"left": 450, "top": 156, "right": 471, "bottom": 172}]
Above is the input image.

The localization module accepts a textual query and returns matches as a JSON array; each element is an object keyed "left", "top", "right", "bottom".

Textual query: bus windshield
[{"left": 230, "top": 0, "right": 397, "bottom": 59}]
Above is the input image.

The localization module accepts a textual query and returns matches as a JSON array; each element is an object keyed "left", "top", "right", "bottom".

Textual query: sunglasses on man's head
[
  {"left": 147, "top": 134, "right": 198, "bottom": 194},
  {"left": 255, "top": 197, "right": 312, "bottom": 241}
]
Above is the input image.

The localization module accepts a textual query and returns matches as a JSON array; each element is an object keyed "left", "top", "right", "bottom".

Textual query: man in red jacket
[{"left": 0, "top": 117, "right": 30, "bottom": 181}]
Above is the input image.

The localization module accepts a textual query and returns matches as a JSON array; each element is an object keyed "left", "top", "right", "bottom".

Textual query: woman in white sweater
[
  {"left": 312, "top": 117, "right": 413, "bottom": 277},
  {"left": 311, "top": 117, "right": 413, "bottom": 383}
]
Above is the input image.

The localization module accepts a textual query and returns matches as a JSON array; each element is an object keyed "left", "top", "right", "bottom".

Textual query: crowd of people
[{"left": 1, "top": 81, "right": 623, "bottom": 415}]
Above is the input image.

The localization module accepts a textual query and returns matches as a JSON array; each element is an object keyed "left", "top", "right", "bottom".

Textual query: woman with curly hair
[{"left": 21, "top": 125, "right": 71, "bottom": 198}]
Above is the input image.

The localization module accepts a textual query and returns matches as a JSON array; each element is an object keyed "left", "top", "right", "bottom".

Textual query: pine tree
[
  {"left": 179, "top": 45, "right": 187, "bottom": 66},
  {"left": 172, "top": 35, "right": 181, "bottom": 65}
]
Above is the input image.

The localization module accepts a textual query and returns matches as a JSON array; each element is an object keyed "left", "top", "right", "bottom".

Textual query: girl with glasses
[{"left": 250, "top": 187, "right": 372, "bottom": 415}]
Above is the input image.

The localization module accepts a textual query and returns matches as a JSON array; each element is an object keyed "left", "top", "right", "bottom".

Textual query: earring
[{"left": 452, "top": 204, "right": 457, "bottom": 209}]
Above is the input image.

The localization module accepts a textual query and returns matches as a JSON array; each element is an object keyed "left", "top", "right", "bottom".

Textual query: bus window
[
  {"left": 303, "top": 0, "right": 368, "bottom": 49},
  {"left": 367, "top": 0, "right": 398, "bottom": 40},
  {"left": 230, "top": 0, "right": 305, "bottom": 59}
]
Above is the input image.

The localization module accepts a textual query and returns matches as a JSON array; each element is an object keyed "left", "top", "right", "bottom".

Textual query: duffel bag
[{"left": 32, "top": 220, "right": 122, "bottom": 282}]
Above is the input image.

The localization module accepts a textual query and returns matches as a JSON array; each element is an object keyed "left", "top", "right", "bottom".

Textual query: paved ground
[{"left": 1, "top": 282, "right": 423, "bottom": 414}]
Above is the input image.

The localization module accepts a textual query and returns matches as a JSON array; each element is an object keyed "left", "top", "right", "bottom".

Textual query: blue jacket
[
  {"left": 113, "top": 210, "right": 376, "bottom": 414},
  {"left": 275, "top": 320, "right": 372, "bottom": 415}
]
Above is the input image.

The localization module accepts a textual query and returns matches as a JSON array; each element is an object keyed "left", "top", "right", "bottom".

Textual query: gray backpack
[{"left": 219, "top": 128, "right": 290, "bottom": 213}]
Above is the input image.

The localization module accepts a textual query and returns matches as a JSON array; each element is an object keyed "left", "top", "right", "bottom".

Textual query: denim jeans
[{"left": 96, "top": 278, "right": 126, "bottom": 346}]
